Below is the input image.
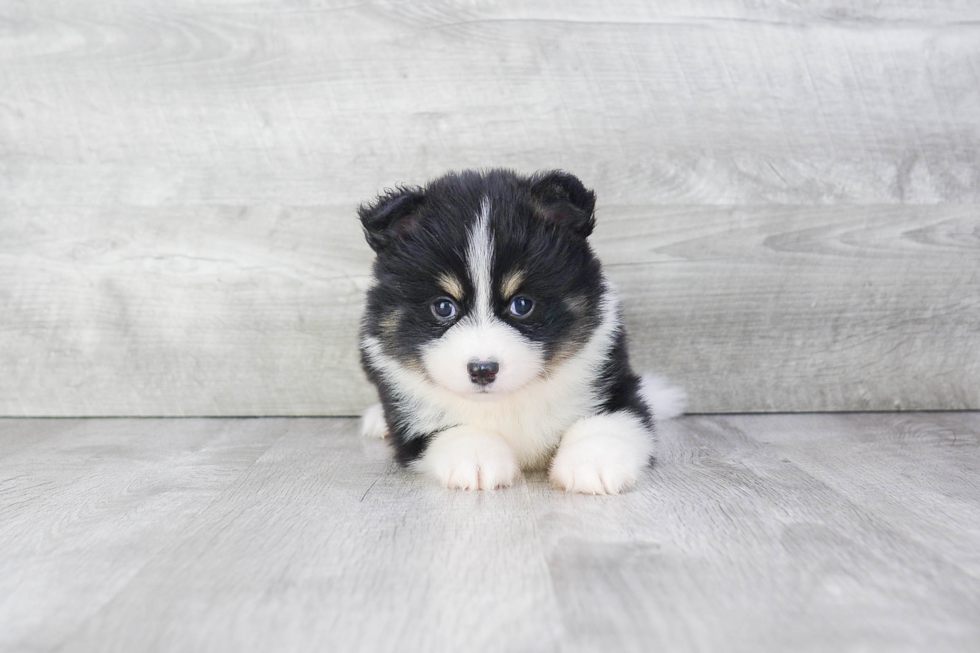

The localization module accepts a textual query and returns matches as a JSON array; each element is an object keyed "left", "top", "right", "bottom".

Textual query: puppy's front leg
[
  {"left": 550, "top": 412, "right": 654, "bottom": 494},
  {"left": 417, "top": 426, "right": 519, "bottom": 490}
]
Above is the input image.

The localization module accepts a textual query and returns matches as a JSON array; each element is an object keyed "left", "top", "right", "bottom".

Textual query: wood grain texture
[
  {"left": 0, "top": 418, "right": 285, "bottom": 652},
  {"left": 603, "top": 205, "right": 980, "bottom": 412},
  {"left": 0, "top": 204, "right": 374, "bottom": 416},
  {"left": 726, "top": 413, "right": 980, "bottom": 576},
  {"left": 2, "top": 1, "right": 978, "bottom": 206},
  {"left": 535, "top": 412, "right": 980, "bottom": 653},
  {"left": 1, "top": 0, "right": 979, "bottom": 414},
  {"left": 2, "top": 203, "right": 977, "bottom": 415},
  {"left": 1, "top": 413, "right": 978, "bottom": 652},
  {"left": 60, "top": 420, "right": 565, "bottom": 653}
]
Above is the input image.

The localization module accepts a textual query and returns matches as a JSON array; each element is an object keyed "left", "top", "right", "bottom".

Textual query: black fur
[{"left": 358, "top": 169, "right": 651, "bottom": 464}]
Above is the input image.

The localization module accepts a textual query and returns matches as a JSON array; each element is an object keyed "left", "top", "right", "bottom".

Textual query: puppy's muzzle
[{"left": 467, "top": 360, "right": 499, "bottom": 386}]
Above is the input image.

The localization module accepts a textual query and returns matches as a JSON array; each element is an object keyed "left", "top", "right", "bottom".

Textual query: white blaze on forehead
[
  {"left": 415, "top": 195, "right": 547, "bottom": 402},
  {"left": 466, "top": 197, "right": 494, "bottom": 323}
]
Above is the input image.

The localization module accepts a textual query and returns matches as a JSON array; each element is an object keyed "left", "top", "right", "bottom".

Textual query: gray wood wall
[{"left": 2, "top": 0, "right": 978, "bottom": 416}]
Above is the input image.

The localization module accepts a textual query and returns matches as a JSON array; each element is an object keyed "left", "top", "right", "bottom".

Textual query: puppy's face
[{"left": 360, "top": 170, "right": 604, "bottom": 400}]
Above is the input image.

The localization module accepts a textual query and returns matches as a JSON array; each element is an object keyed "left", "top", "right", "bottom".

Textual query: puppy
[{"left": 357, "top": 169, "right": 685, "bottom": 493}]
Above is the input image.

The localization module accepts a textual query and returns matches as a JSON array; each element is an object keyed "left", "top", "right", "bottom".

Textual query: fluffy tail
[{"left": 639, "top": 374, "right": 687, "bottom": 420}]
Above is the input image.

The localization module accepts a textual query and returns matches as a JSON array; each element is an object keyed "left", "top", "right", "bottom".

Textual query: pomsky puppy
[{"left": 357, "top": 169, "right": 685, "bottom": 493}]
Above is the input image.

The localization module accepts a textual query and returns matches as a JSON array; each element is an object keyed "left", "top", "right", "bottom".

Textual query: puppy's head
[{"left": 360, "top": 169, "right": 605, "bottom": 400}]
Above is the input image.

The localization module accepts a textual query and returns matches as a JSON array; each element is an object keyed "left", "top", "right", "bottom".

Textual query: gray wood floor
[{"left": 2, "top": 413, "right": 979, "bottom": 653}]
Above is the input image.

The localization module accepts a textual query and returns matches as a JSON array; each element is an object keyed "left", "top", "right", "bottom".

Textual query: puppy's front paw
[
  {"left": 550, "top": 412, "right": 654, "bottom": 494},
  {"left": 419, "top": 429, "right": 519, "bottom": 490},
  {"left": 551, "top": 440, "right": 639, "bottom": 494}
]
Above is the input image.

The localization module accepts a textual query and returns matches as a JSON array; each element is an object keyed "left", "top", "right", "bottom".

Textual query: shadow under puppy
[{"left": 358, "top": 169, "right": 685, "bottom": 493}]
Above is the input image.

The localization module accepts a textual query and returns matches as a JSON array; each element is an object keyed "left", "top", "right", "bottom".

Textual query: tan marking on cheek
[
  {"left": 402, "top": 357, "right": 425, "bottom": 373},
  {"left": 545, "top": 341, "right": 582, "bottom": 373},
  {"left": 437, "top": 274, "right": 464, "bottom": 300},
  {"left": 545, "top": 295, "right": 593, "bottom": 372},
  {"left": 500, "top": 270, "right": 526, "bottom": 300},
  {"left": 564, "top": 295, "right": 589, "bottom": 316},
  {"left": 379, "top": 308, "right": 404, "bottom": 340}
]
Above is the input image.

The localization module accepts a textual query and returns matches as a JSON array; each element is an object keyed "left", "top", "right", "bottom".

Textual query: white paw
[
  {"left": 359, "top": 403, "right": 388, "bottom": 439},
  {"left": 550, "top": 412, "right": 654, "bottom": 494},
  {"left": 417, "top": 428, "right": 519, "bottom": 490}
]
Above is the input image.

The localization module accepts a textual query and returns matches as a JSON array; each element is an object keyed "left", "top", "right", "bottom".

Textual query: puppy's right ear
[{"left": 358, "top": 186, "right": 426, "bottom": 252}]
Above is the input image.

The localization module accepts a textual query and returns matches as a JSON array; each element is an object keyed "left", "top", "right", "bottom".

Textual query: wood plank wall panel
[{"left": 1, "top": 1, "right": 978, "bottom": 415}]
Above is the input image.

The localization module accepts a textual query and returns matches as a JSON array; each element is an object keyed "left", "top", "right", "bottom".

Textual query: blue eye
[
  {"left": 432, "top": 298, "right": 457, "bottom": 320},
  {"left": 509, "top": 296, "right": 534, "bottom": 317}
]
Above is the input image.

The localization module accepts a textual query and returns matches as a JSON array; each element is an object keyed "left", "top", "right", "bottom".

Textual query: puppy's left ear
[
  {"left": 529, "top": 171, "right": 597, "bottom": 238},
  {"left": 358, "top": 186, "right": 426, "bottom": 252}
]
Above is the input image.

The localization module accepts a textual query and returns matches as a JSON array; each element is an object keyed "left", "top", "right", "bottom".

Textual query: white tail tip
[{"left": 639, "top": 374, "right": 688, "bottom": 420}]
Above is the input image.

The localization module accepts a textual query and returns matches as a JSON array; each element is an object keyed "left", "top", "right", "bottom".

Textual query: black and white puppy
[{"left": 357, "top": 169, "right": 685, "bottom": 493}]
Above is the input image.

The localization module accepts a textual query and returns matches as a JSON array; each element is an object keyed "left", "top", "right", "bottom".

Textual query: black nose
[{"left": 467, "top": 361, "right": 499, "bottom": 385}]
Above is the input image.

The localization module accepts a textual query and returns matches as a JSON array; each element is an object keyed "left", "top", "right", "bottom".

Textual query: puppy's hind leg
[
  {"left": 360, "top": 403, "right": 389, "bottom": 439},
  {"left": 639, "top": 374, "right": 687, "bottom": 420},
  {"left": 550, "top": 411, "right": 654, "bottom": 494}
]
